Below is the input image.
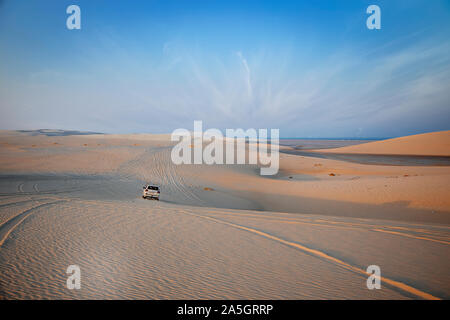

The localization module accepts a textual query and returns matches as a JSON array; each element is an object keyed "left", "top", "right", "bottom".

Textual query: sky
[{"left": 0, "top": 0, "right": 449, "bottom": 138}]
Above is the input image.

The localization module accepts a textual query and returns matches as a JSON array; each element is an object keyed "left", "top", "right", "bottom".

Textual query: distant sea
[
  {"left": 278, "top": 138, "right": 450, "bottom": 166},
  {"left": 278, "top": 138, "right": 383, "bottom": 150}
]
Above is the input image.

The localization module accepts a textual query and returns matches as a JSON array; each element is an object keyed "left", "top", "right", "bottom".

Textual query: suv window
[{"left": 148, "top": 186, "right": 159, "bottom": 190}]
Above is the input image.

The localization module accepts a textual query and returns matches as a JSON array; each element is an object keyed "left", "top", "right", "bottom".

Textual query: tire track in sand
[
  {"left": 131, "top": 148, "right": 204, "bottom": 204},
  {"left": 372, "top": 229, "right": 450, "bottom": 245},
  {"left": 182, "top": 210, "right": 441, "bottom": 300},
  {"left": 204, "top": 211, "right": 450, "bottom": 244},
  {"left": 0, "top": 199, "right": 47, "bottom": 209},
  {"left": 0, "top": 201, "right": 66, "bottom": 247}
]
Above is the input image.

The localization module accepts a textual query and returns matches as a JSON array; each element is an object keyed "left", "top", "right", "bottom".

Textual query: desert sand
[
  {"left": 0, "top": 130, "right": 449, "bottom": 299},
  {"left": 317, "top": 130, "right": 450, "bottom": 156}
]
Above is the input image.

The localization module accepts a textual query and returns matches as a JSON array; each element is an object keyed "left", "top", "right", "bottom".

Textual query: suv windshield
[{"left": 147, "top": 186, "right": 159, "bottom": 190}]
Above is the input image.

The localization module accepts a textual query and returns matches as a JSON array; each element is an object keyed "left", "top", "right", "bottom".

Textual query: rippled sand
[{"left": 0, "top": 130, "right": 449, "bottom": 299}]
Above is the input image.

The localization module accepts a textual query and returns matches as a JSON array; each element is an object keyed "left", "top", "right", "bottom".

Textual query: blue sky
[{"left": 0, "top": 0, "right": 449, "bottom": 138}]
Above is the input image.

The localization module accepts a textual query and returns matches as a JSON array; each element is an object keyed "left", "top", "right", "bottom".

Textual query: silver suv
[{"left": 142, "top": 185, "right": 160, "bottom": 200}]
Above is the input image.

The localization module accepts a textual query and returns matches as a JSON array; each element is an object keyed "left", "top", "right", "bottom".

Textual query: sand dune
[
  {"left": 0, "top": 130, "right": 449, "bottom": 299},
  {"left": 317, "top": 130, "right": 450, "bottom": 156}
]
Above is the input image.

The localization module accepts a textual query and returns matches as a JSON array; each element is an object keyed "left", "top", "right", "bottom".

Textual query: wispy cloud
[
  {"left": 1, "top": 25, "right": 449, "bottom": 136},
  {"left": 236, "top": 51, "right": 252, "bottom": 99}
]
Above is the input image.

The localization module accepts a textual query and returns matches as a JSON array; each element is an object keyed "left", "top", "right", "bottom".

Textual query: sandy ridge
[{"left": 317, "top": 130, "right": 450, "bottom": 156}]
